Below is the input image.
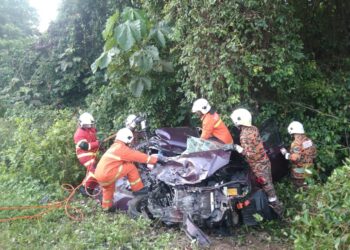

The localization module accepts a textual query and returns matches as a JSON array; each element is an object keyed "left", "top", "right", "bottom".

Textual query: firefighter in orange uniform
[
  {"left": 192, "top": 98, "right": 233, "bottom": 144},
  {"left": 73, "top": 112, "right": 100, "bottom": 196},
  {"left": 280, "top": 121, "right": 316, "bottom": 189},
  {"left": 230, "top": 108, "right": 283, "bottom": 217},
  {"left": 94, "top": 128, "right": 166, "bottom": 212}
]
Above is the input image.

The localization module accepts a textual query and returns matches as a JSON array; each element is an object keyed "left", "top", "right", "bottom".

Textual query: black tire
[{"left": 127, "top": 195, "right": 152, "bottom": 219}]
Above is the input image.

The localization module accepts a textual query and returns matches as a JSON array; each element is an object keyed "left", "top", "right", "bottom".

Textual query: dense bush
[
  {"left": 144, "top": 0, "right": 350, "bottom": 179},
  {"left": 0, "top": 106, "right": 83, "bottom": 186},
  {"left": 289, "top": 158, "right": 350, "bottom": 249}
]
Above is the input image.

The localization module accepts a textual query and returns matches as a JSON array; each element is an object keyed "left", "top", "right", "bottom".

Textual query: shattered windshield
[{"left": 182, "top": 136, "right": 225, "bottom": 154}]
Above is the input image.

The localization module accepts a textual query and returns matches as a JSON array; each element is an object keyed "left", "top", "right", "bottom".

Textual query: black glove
[
  {"left": 78, "top": 141, "right": 89, "bottom": 150},
  {"left": 157, "top": 154, "right": 168, "bottom": 164}
]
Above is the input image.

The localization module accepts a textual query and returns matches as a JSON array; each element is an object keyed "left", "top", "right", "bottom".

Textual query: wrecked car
[{"left": 111, "top": 120, "right": 289, "bottom": 246}]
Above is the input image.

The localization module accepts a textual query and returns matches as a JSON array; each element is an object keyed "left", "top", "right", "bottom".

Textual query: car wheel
[{"left": 127, "top": 195, "right": 152, "bottom": 219}]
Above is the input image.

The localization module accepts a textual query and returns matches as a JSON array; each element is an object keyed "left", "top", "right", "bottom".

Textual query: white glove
[
  {"left": 234, "top": 144, "right": 244, "bottom": 154},
  {"left": 284, "top": 153, "right": 290, "bottom": 160},
  {"left": 147, "top": 164, "right": 154, "bottom": 171},
  {"left": 280, "top": 148, "right": 288, "bottom": 155}
]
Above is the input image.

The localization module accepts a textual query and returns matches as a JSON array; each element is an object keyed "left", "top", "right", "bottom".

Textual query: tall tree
[
  {"left": 0, "top": 0, "right": 38, "bottom": 112},
  {"left": 28, "top": 0, "right": 131, "bottom": 107}
]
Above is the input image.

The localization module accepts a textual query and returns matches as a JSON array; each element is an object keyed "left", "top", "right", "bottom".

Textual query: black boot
[
  {"left": 86, "top": 187, "right": 94, "bottom": 196},
  {"left": 269, "top": 200, "right": 284, "bottom": 218},
  {"left": 105, "top": 205, "right": 117, "bottom": 213},
  {"left": 79, "top": 186, "right": 95, "bottom": 197},
  {"left": 79, "top": 186, "right": 89, "bottom": 197}
]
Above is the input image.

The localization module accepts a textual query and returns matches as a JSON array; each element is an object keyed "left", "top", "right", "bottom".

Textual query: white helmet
[
  {"left": 287, "top": 121, "right": 305, "bottom": 134},
  {"left": 230, "top": 108, "right": 252, "bottom": 127},
  {"left": 125, "top": 114, "right": 137, "bottom": 129},
  {"left": 115, "top": 128, "right": 134, "bottom": 144},
  {"left": 79, "top": 112, "right": 95, "bottom": 128},
  {"left": 192, "top": 98, "right": 211, "bottom": 114}
]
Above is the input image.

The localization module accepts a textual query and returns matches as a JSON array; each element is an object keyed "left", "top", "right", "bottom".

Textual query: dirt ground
[
  {"left": 208, "top": 233, "right": 291, "bottom": 250},
  {"left": 172, "top": 228, "right": 291, "bottom": 250}
]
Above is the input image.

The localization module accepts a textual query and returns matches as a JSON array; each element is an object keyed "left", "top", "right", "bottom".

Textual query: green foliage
[
  {"left": 16, "top": 0, "right": 127, "bottom": 107},
  {"left": 161, "top": 0, "right": 303, "bottom": 110},
  {"left": 138, "top": 0, "right": 349, "bottom": 179},
  {"left": 89, "top": 6, "right": 183, "bottom": 133},
  {"left": 92, "top": 7, "right": 173, "bottom": 97},
  {"left": 0, "top": 0, "right": 38, "bottom": 110},
  {"left": 292, "top": 0, "right": 350, "bottom": 64},
  {"left": 290, "top": 158, "right": 350, "bottom": 249},
  {"left": 256, "top": 61, "right": 350, "bottom": 179},
  {"left": 0, "top": 0, "right": 38, "bottom": 39},
  {"left": 0, "top": 106, "right": 82, "bottom": 185}
]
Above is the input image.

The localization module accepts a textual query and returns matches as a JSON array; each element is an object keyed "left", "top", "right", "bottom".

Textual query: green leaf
[
  {"left": 102, "top": 11, "right": 119, "bottom": 40},
  {"left": 253, "top": 213, "right": 264, "bottom": 222},
  {"left": 91, "top": 48, "right": 119, "bottom": 74},
  {"left": 91, "top": 52, "right": 105, "bottom": 73},
  {"left": 160, "top": 60, "right": 174, "bottom": 72},
  {"left": 145, "top": 46, "right": 159, "bottom": 61},
  {"left": 156, "top": 31, "right": 166, "bottom": 48},
  {"left": 115, "top": 20, "right": 142, "bottom": 51},
  {"left": 120, "top": 8, "right": 148, "bottom": 37},
  {"left": 149, "top": 21, "right": 170, "bottom": 48},
  {"left": 121, "top": 7, "right": 146, "bottom": 22},
  {"left": 104, "top": 38, "right": 117, "bottom": 51},
  {"left": 129, "top": 47, "right": 159, "bottom": 73},
  {"left": 129, "top": 77, "right": 152, "bottom": 97},
  {"left": 129, "top": 50, "right": 152, "bottom": 72}
]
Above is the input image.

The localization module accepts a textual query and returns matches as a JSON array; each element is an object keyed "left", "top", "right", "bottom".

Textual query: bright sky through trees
[{"left": 28, "top": 0, "right": 61, "bottom": 32}]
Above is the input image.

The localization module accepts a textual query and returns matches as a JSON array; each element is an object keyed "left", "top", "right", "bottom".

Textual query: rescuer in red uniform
[{"left": 73, "top": 112, "right": 100, "bottom": 196}]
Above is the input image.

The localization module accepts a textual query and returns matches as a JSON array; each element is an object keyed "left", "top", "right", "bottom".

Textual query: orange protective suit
[
  {"left": 94, "top": 140, "right": 157, "bottom": 210},
  {"left": 201, "top": 112, "right": 233, "bottom": 144}
]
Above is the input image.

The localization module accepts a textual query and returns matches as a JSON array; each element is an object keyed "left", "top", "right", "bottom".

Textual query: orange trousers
[{"left": 97, "top": 163, "right": 144, "bottom": 209}]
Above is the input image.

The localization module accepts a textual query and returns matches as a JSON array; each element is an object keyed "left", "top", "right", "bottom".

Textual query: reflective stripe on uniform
[
  {"left": 102, "top": 199, "right": 112, "bottom": 204},
  {"left": 214, "top": 119, "right": 222, "bottom": 128},
  {"left": 129, "top": 178, "right": 141, "bottom": 186},
  {"left": 78, "top": 152, "right": 96, "bottom": 158},
  {"left": 84, "top": 159, "right": 95, "bottom": 167},
  {"left": 75, "top": 139, "right": 88, "bottom": 149},
  {"left": 146, "top": 156, "right": 151, "bottom": 164},
  {"left": 98, "top": 165, "right": 124, "bottom": 187},
  {"left": 104, "top": 153, "right": 122, "bottom": 161}
]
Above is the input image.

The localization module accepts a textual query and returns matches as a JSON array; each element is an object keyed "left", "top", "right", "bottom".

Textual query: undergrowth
[{"left": 0, "top": 172, "right": 185, "bottom": 250}]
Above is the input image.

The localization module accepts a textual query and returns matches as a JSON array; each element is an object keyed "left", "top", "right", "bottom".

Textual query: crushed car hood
[{"left": 152, "top": 149, "right": 231, "bottom": 186}]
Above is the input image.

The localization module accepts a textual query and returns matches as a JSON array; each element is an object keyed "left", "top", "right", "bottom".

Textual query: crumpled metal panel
[
  {"left": 183, "top": 215, "right": 211, "bottom": 247},
  {"left": 153, "top": 149, "right": 231, "bottom": 186}
]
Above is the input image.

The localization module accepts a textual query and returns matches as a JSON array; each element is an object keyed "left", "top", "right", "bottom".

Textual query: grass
[
  {"left": 4, "top": 164, "right": 347, "bottom": 250},
  {"left": 0, "top": 172, "right": 186, "bottom": 250}
]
